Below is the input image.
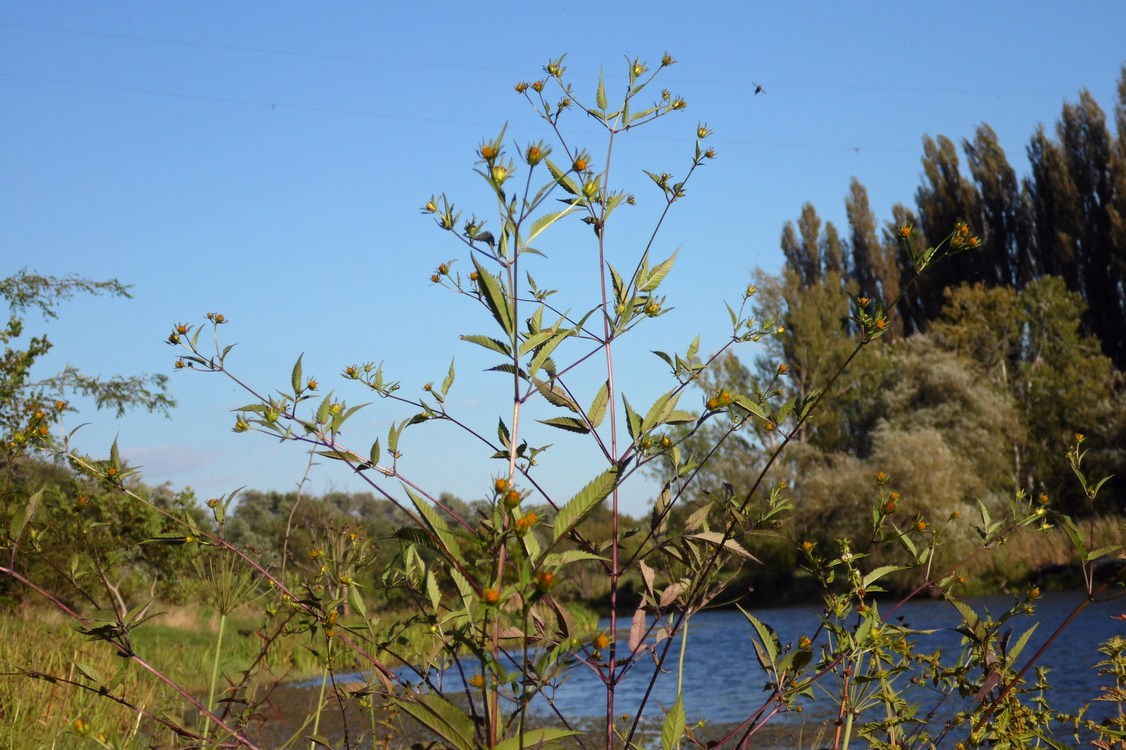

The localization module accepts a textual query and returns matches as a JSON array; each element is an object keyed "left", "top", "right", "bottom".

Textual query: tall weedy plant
[{"left": 5, "top": 54, "right": 1122, "bottom": 750}]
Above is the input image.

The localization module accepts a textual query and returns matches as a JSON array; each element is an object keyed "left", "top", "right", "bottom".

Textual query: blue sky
[{"left": 3, "top": 3, "right": 1124, "bottom": 517}]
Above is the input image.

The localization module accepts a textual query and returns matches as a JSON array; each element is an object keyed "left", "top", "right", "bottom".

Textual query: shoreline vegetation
[{"left": 4, "top": 568, "right": 1122, "bottom": 748}]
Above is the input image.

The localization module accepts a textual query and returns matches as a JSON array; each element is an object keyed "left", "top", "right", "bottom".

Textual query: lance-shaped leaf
[
  {"left": 406, "top": 487, "right": 460, "bottom": 559},
  {"left": 545, "top": 157, "right": 580, "bottom": 196},
  {"left": 526, "top": 206, "right": 577, "bottom": 246},
  {"left": 587, "top": 380, "right": 609, "bottom": 428},
  {"left": 551, "top": 467, "right": 618, "bottom": 545},
  {"left": 291, "top": 354, "right": 304, "bottom": 394},
  {"left": 533, "top": 377, "right": 580, "bottom": 412},
  {"left": 541, "top": 549, "right": 606, "bottom": 567},
  {"left": 494, "top": 729, "right": 579, "bottom": 750},
  {"left": 528, "top": 328, "right": 573, "bottom": 378},
  {"left": 440, "top": 359, "right": 455, "bottom": 395},
  {"left": 395, "top": 692, "right": 476, "bottom": 750},
  {"left": 642, "top": 388, "right": 682, "bottom": 432},
  {"left": 661, "top": 696, "right": 686, "bottom": 750},
  {"left": 538, "top": 416, "right": 589, "bottom": 434},
  {"left": 629, "top": 606, "right": 647, "bottom": 653},
  {"left": 640, "top": 250, "right": 677, "bottom": 292},
  {"left": 622, "top": 394, "right": 643, "bottom": 441},
  {"left": 689, "top": 532, "right": 761, "bottom": 562},
  {"left": 460, "top": 334, "right": 512, "bottom": 357},
  {"left": 861, "top": 565, "right": 911, "bottom": 590},
  {"left": 9, "top": 487, "right": 44, "bottom": 542},
  {"left": 471, "top": 254, "right": 514, "bottom": 339},
  {"left": 739, "top": 606, "right": 780, "bottom": 671},
  {"left": 518, "top": 325, "right": 556, "bottom": 357}
]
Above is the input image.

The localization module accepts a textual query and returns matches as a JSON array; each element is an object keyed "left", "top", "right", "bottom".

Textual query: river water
[
  {"left": 309, "top": 590, "right": 1122, "bottom": 744},
  {"left": 541, "top": 590, "right": 1124, "bottom": 728},
  {"left": 386, "top": 590, "right": 1123, "bottom": 732}
]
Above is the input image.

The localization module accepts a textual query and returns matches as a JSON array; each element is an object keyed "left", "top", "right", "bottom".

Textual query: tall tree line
[
  {"left": 697, "top": 66, "right": 1126, "bottom": 521},
  {"left": 795, "top": 66, "right": 1126, "bottom": 368}
]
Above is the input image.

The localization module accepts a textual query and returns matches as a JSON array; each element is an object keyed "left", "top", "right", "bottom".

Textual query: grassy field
[
  {"left": 0, "top": 605, "right": 339, "bottom": 748},
  {"left": 1, "top": 516, "right": 1119, "bottom": 749}
]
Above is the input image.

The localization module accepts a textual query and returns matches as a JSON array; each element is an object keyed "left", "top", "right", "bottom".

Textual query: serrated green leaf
[
  {"left": 664, "top": 410, "right": 695, "bottom": 425},
  {"left": 661, "top": 695, "right": 686, "bottom": 750},
  {"left": 622, "top": 394, "right": 642, "bottom": 441},
  {"left": 1085, "top": 544, "right": 1123, "bottom": 562},
  {"left": 348, "top": 584, "right": 367, "bottom": 619},
  {"left": 72, "top": 660, "right": 103, "bottom": 685},
  {"left": 534, "top": 378, "right": 579, "bottom": 412},
  {"left": 642, "top": 388, "right": 681, "bottom": 432},
  {"left": 528, "top": 329, "right": 572, "bottom": 378},
  {"left": 1008, "top": 622, "right": 1038, "bottom": 662},
  {"left": 541, "top": 549, "right": 606, "bottom": 567},
  {"left": 291, "top": 354, "right": 303, "bottom": 393},
  {"left": 588, "top": 380, "right": 609, "bottom": 428},
  {"left": 448, "top": 565, "right": 474, "bottom": 613},
  {"left": 689, "top": 532, "right": 760, "bottom": 561},
  {"left": 739, "top": 606, "right": 779, "bottom": 668},
  {"left": 471, "top": 254, "right": 514, "bottom": 339},
  {"left": 861, "top": 565, "right": 911, "bottom": 589},
  {"left": 494, "top": 729, "right": 579, "bottom": 750},
  {"left": 732, "top": 393, "right": 766, "bottom": 420},
  {"left": 316, "top": 394, "right": 332, "bottom": 425},
  {"left": 519, "top": 327, "right": 556, "bottom": 357},
  {"left": 369, "top": 439, "right": 380, "bottom": 467},
  {"left": 441, "top": 359, "right": 455, "bottom": 395},
  {"left": 425, "top": 566, "right": 440, "bottom": 610},
  {"left": 608, "top": 263, "right": 626, "bottom": 307},
  {"left": 9, "top": 487, "right": 43, "bottom": 542},
  {"left": 526, "top": 207, "right": 576, "bottom": 246},
  {"left": 460, "top": 333, "right": 512, "bottom": 357},
  {"left": 407, "top": 488, "right": 460, "bottom": 559},
  {"left": 545, "top": 157, "right": 580, "bottom": 196},
  {"left": 394, "top": 692, "right": 476, "bottom": 750},
  {"left": 640, "top": 251, "right": 677, "bottom": 292},
  {"left": 314, "top": 449, "right": 364, "bottom": 463},
  {"left": 552, "top": 468, "right": 618, "bottom": 544},
  {"left": 947, "top": 596, "right": 980, "bottom": 632},
  {"left": 596, "top": 68, "right": 607, "bottom": 111},
  {"left": 538, "top": 416, "right": 590, "bottom": 434}
]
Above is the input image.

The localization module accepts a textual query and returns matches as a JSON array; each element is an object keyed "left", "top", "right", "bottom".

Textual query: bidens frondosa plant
[{"left": 5, "top": 54, "right": 1123, "bottom": 750}]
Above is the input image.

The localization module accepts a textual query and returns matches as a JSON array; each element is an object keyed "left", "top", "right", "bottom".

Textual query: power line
[
  {"left": 1, "top": 19, "right": 1076, "bottom": 99},
  {"left": 2, "top": 70, "right": 921, "bottom": 155}
]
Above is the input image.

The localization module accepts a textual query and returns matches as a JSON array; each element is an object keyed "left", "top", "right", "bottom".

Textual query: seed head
[{"left": 535, "top": 570, "right": 556, "bottom": 592}]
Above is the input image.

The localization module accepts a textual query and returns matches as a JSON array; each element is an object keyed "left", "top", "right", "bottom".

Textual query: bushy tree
[{"left": 1, "top": 270, "right": 177, "bottom": 606}]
